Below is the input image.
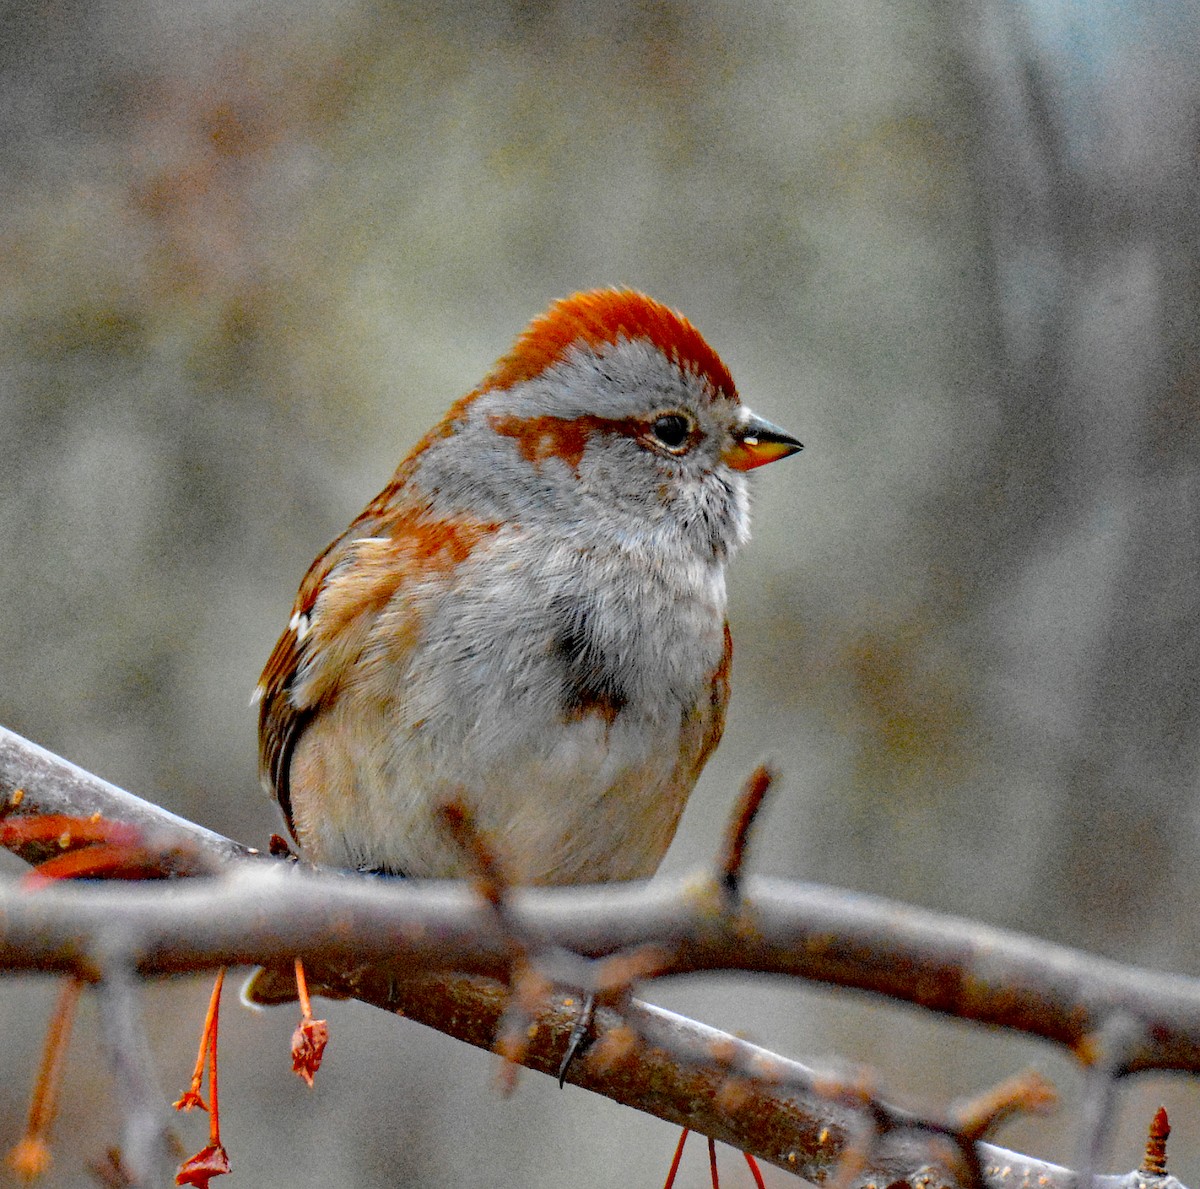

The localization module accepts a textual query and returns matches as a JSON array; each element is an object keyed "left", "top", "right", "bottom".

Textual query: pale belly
[{"left": 288, "top": 698, "right": 707, "bottom": 884}]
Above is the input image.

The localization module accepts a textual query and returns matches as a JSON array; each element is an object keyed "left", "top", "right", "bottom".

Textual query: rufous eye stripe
[
  {"left": 479, "top": 289, "right": 738, "bottom": 403},
  {"left": 488, "top": 412, "right": 645, "bottom": 471}
]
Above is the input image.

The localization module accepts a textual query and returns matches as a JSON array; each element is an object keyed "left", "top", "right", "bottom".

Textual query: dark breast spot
[{"left": 550, "top": 595, "right": 629, "bottom": 726}]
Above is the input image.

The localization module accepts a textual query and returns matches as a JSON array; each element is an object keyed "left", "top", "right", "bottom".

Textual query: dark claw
[{"left": 557, "top": 992, "right": 597, "bottom": 1087}]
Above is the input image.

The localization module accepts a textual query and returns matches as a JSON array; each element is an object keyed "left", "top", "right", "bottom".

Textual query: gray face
[{"left": 415, "top": 336, "right": 751, "bottom": 564}]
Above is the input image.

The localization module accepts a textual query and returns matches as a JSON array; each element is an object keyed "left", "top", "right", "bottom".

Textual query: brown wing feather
[
  {"left": 255, "top": 491, "right": 403, "bottom": 836},
  {"left": 256, "top": 481, "right": 503, "bottom": 838},
  {"left": 256, "top": 538, "right": 348, "bottom": 838}
]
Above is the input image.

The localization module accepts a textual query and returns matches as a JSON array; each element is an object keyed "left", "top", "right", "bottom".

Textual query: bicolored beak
[{"left": 723, "top": 411, "right": 803, "bottom": 472}]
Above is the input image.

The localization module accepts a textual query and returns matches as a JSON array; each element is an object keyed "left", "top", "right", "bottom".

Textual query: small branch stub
[
  {"left": 437, "top": 797, "right": 510, "bottom": 910},
  {"left": 1141, "top": 1107, "right": 1170, "bottom": 1177},
  {"left": 717, "top": 764, "right": 775, "bottom": 897},
  {"left": 952, "top": 1070, "right": 1058, "bottom": 1142}
]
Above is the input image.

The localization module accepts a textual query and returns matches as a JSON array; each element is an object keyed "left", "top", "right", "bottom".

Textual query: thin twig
[
  {"left": 951, "top": 1069, "right": 1058, "bottom": 1142},
  {"left": 662, "top": 1128, "right": 689, "bottom": 1189},
  {"left": 174, "top": 970, "right": 225, "bottom": 1112},
  {"left": 743, "top": 1152, "right": 767, "bottom": 1189},
  {"left": 5, "top": 977, "right": 81, "bottom": 1182},
  {"left": 1075, "top": 1014, "right": 1146, "bottom": 1189},
  {"left": 93, "top": 950, "right": 177, "bottom": 1188}
]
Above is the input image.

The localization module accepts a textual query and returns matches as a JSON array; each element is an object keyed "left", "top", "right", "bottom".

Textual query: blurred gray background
[{"left": 4, "top": 1, "right": 1200, "bottom": 1185}]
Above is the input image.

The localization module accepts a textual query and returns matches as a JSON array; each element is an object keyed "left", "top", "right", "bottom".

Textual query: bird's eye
[{"left": 649, "top": 413, "right": 693, "bottom": 452}]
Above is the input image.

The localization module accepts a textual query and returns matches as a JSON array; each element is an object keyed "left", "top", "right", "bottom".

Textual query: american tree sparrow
[{"left": 256, "top": 289, "right": 800, "bottom": 883}]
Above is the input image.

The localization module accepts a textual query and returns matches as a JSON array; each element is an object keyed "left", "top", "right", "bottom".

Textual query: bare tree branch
[
  {"left": 2, "top": 723, "right": 1196, "bottom": 1188},
  {"left": 5, "top": 860, "right": 1200, "bottom": 1078}
]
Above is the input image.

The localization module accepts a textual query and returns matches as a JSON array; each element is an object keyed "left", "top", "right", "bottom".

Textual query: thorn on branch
[
  {"left": 951, "top": 1069, "right": 1058, "bottom": 1142},
  {"left": 557, "top": 991, "right": 596, "bottom": 1087},
  {"left": 1141, "top": 1106, "right": 1170, "bottom": 1177},
  {"left": 716, "top": 766, "right": 775, "bottom": 899},
  {"left": 559, "top": 944, "right": 669, "bottom": 1084},
  {"left": 437, "top": 797, "right": 513, "bottom": 913},
  {"left": 492, "top": 963, "right": 553, "bottom": 1094}
]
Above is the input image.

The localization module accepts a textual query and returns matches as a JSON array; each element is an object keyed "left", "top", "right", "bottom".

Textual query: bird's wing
[{"left": 256, "top": 489, "right": 502, "bottom": 838}]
